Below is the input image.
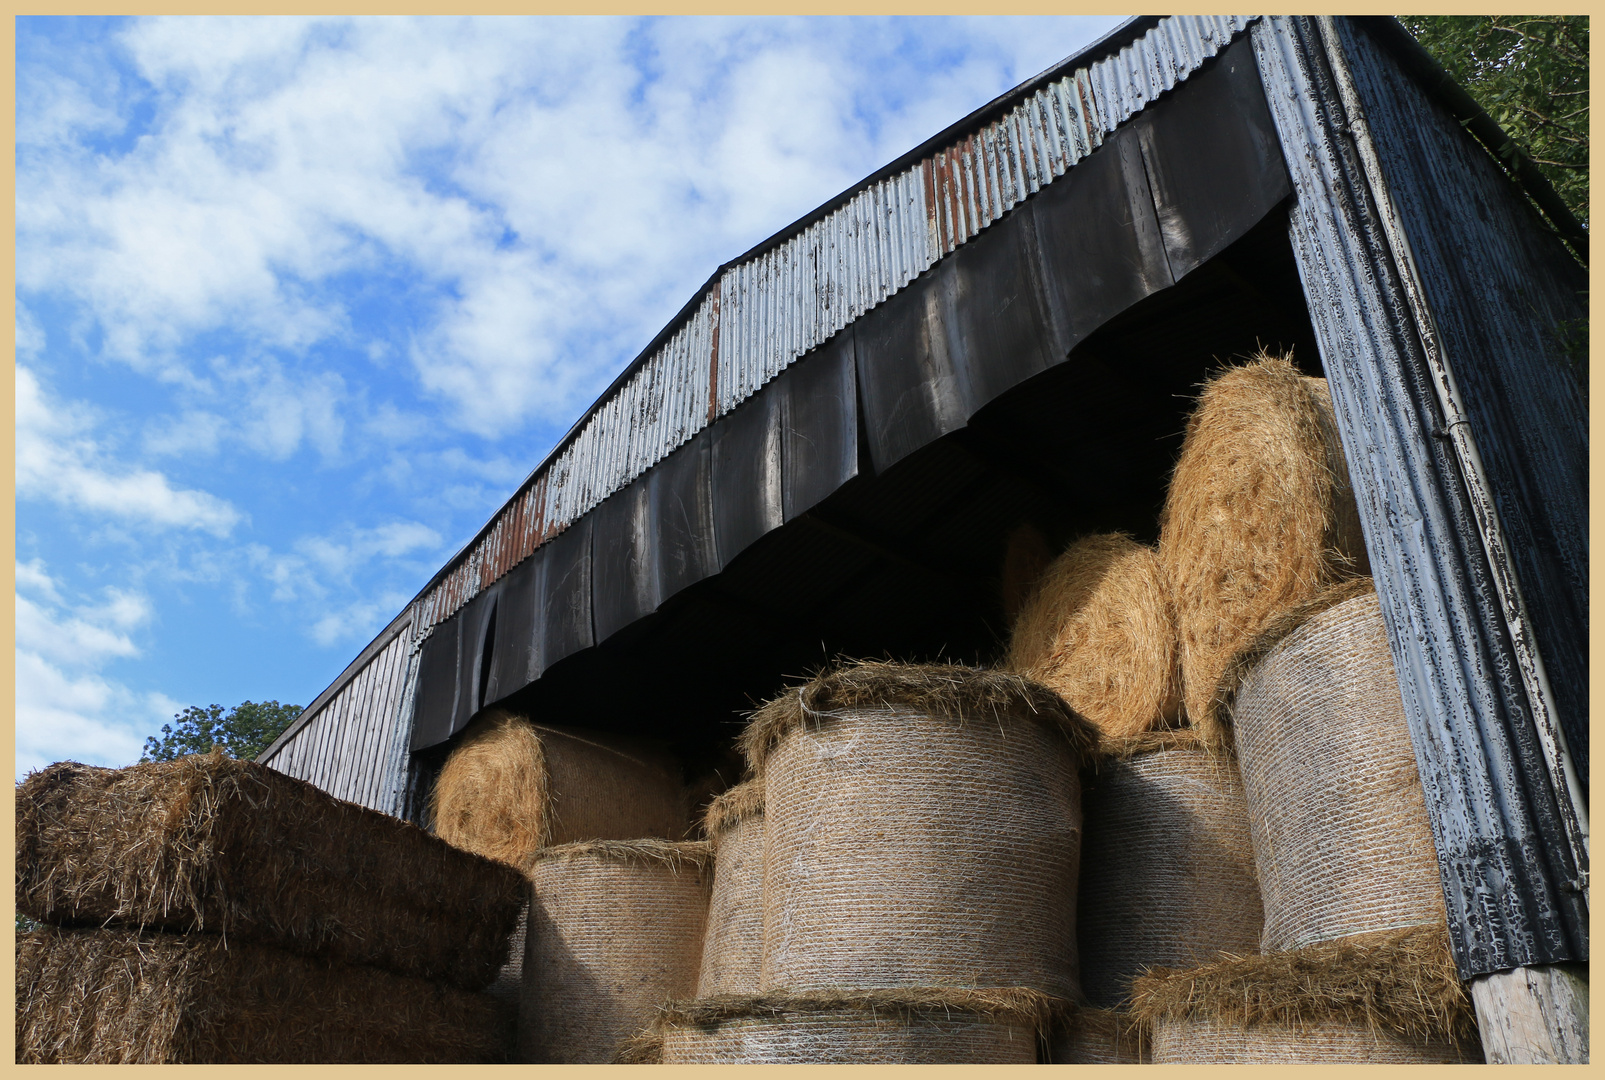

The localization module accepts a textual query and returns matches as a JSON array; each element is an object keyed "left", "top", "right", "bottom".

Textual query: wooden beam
[{"left": 1470, "top": 964, "right": 1589, "bottom": 1063}]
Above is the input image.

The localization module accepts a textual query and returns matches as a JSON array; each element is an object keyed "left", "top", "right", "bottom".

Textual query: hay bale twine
[
  {"left": 645, "top": 989, "right": 1056, "bottom": 1064},
  {"left": 1158, "top": 352, "right": 1368, "bottom": 739},
  {"left": 517, "top": 839, "right": 711, "bottom": 1064},
  {"left": 16, "top": 925, "right": 511, "bottom": 1064},
  {"left": 1148, "top": 1016, "right": 1474, "bottom": 1063},
  {"left": 1227, "top": 582, "right": 1445, "bottom": 952},
  {"left": 430, "top": 710, "right": 688, "bottom": 864},
  {"left": 696, "top": 779, "right": 766, "bottom": 997},
  {"left": 1076, "top": 730, "right": 1262, "bottom": 1007},
  {"left": 1003, "top": 533, "right": 1182, "bottom": 736},
  {"left": 741, "top": 661, "right": 1099, "bottom": 999},
  {"left": 1048, "top": 1008, "right": 1147, "bottom": 1063},
  {"left": 1130, "top": 923, "right": 1480, "bottom": 1065}
]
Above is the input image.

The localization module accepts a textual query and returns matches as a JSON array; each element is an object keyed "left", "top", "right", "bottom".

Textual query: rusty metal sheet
[{"left": 1134, "top": 36, "right": 1292, "bottom": 281}]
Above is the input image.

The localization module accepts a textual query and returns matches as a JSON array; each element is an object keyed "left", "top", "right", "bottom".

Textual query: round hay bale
[
  {"left": 1228, "top": 584, "right": 1445, "bottom": 952},
  {"left": 1130, "top": 923, "right": 1479, "bottom": 1064},
  {"left": 1003, "top": 533, "right": 1182, "bottom": 737},
  {"left": 1158, "top": 352, "right": 1368, "bottom": 740},
  {"left": 430, "top": 710, "right": 687, "bottom": 864},
  {"left": 1047, "top": 1008, "right": 1147, "bottom": 1063},
  {"left": 516, "top": 840, "right": 712, "bottom": 1064},
  {"left": 645, "top": 989, "right": 1057, "bottom": 1064},
  {"left": 1149, "top": 1016, "right": 1475, "bottom": 1063},
  {"left": 1077, "top": 730, "right": 1262, "bottom": 1007},
  {"left": 696, "top": 780, "right": 766, "bottom": 997},
  {"left": 741, "top": 661, "right": 1099, "bottom": 999}
]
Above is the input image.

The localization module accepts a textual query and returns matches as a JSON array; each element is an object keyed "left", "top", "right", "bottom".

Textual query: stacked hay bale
[
  {"left": 1158, "top": 351, "right": 1369, "bottom": 744},
  {"left": 696, "top": 780, "right": 766, "bottom": 996},
  {"left": 427, "top": 708, "right": 694, "bottom": 1023},
  {"left": 1130, "top": 925, "right": 1480, "bottom": 1062},
  {"left": 518, "top": 840, "right": 712, "bottom": 1063},
  {"left": 1074, "top": 730, "right": 1262, "bottom": 1013},
  {"left": 15, "top": 754, "right": 525, "bottom": 1064},
  {"left": 631, "top": 661, "right": 1097, "bottom": 1063}
]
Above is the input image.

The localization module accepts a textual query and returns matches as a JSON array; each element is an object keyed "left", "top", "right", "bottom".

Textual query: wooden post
[{"left": 1470, "top": 964, "right": 1589, "bottom": 1063}]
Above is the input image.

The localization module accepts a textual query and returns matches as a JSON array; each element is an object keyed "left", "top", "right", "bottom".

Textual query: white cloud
[
  {"left": 16, "top": 365, "right": 243, "bottom": 535},
  {"left": 14, "top": 560, "right": 172, "bottom": 777},
  {"left": 249, "top": 520, "right": 442, "bottom": 611},
  {"left": 308, "top": 590, "right": 413, "bottom": 647}
]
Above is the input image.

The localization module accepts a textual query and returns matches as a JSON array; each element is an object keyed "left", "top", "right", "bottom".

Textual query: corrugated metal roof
[{"left": 405, "top": 14, "right": 1256, "bottom": 646}]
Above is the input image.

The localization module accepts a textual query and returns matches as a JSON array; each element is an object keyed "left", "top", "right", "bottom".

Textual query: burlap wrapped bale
[
  {"left": 1158, "top": 352, "right": 1368, "bottom": 740},
  {"left": 1077, "top": 730, "right": 1262, "bottom": 1007},
  {"left": 430, "top": 709, "right": 688, "bottom": 862},
  {"left": 15, "top": 754, "right": 524, "bottom": 990},
  {"left": 1047, "top": 1007, "right": 1147, "bottom": 1064},
  {"left": 16, "top": 926, "right": 511, "bottom": 1064},
  {"left": 1130, "top": 924, "right": 1479, "bottom": 1064},
  {"left": 741, "top": 661, "right": 1099, "bottom": 999},
  {"left": 1003, "top": 533, "right": 1183, "bottom": 736},
  {"left": 1226, "top": 582, "right": 1446, "bottom": 952},
  {"left": 696, "top": 779, "right": 766, "bottom": 997},
  {"left": 633, "top": 988, "right": 1058, "bottom": 1064},
  {"left": 518, "top": 839, "right": 712, "bottom": 1064}
]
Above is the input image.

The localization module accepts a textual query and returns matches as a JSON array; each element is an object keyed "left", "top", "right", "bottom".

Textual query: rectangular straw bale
[
  {"left": 16, "top": 754, "right": 525, "bottom": 989},
  {"left": 16, "top": 926, "right": 512, "bottom": 1064}
]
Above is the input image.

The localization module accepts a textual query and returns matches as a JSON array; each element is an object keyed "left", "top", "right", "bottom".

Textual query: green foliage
[
  {"left": 141, "top": 700, "right": 303, "bottom": 763},
  {"left": 1400, "top": 16, "right": 1588, "bottom": 228},
  {"left": 17, "top": 912, "right": 40, "bottom": 934}
]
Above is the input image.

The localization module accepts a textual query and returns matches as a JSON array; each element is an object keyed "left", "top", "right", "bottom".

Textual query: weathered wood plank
[{"left": 1471, "top": 964, "right": 1589, "bottom": 1063}]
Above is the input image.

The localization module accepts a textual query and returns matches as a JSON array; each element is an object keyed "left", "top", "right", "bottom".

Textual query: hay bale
[
  {"left": 429, "top": 709, "right": 687, "bottom": 863},
  {"left": 15, "top": 926, "right": 511, "bottom": 1064},
  {"left": 518, "top": 839, "right": 712, "bottom": 1063},
  {"left": 1158, "top": 352, "right": 1368, "bottom": 739},
  {"left": 1003, "top": 533, "right": 1182, "bottom": 736},
  {"left": 742, "top": 661, "right": 1098, "bottom": 999},
  {"left": 15, "top": 754, "right": 523, "bottom": 990},
  {"left": 1076, "top": 729, "right": 1262, "bottom": 1007},
  {"left": 1130, "top": 924, "right": 1480, "bottom": 1063},
  {"left": 636, "top": 988, "right": 1059, "bottom": 1064},
  {"left": 697, "top": 779, "right": 766, "bottom": 997},
  {"left": 1047, "top": 1007, "right": 1147, "bottom": 1064},
  {"left": 1226, "top": 582, "right": 1445, "bottom": 952}
]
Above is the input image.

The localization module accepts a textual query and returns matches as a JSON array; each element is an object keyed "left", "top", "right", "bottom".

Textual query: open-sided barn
[{"left": 256, "top": 15, "right": 1587, "bottom": 1061}]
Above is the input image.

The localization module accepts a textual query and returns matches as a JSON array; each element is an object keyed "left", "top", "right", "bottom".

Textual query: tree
[
  {"left": 1399, "top": 16, "right": 1588, "bottom": 228},
  {"left": 141, "top": 700, "right": 303, "bottom": 763}
]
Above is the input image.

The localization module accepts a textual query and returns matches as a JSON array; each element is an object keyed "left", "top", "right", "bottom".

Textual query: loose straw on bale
[
  {"left": 15, "top": 754, "right": 524, "bottom": 990},
  {"left": 16, "top": 926, "right": 511, "bottom": 1064},
  {"left": 743, "top": 661, "right": 1098, "bottom": 999},
  {"left": 1225, "top": 581, "right": 1445, "bottom": 952},
  {"left": 1158, "top": 351, "right": 1368, "bottom": 741},
  {"left": 429, "top": 709, "right": 688, "bottom": 863},
  {"left": 1003, "top": 532, "right": 1182, "bottom": 737},
  {"left": 1076, "top": 728, "right": 1262, "bottom": 1007},
  {"left": 697, "top": 779, "right": 766, "bottom": 997},
  {"left": 622, "top": 987, "right": 1064, "bottom": 1064},
  {"left": 1047, "top": 1007, "right": 1147, "bottom": 1064},
  {"left": 1129, "top": 923, "right": 1480, "bottom": 1063},
  {"left": 518, "top": 839, "right": 712, "bottom": 1064}
]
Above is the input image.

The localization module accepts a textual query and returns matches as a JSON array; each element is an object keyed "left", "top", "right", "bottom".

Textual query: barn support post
[{"left": 1250, "top": 15, "right": 1587, "bottom": 1063}]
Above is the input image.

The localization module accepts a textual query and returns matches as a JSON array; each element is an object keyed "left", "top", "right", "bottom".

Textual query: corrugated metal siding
[
  {"left": 260, "top": 626, "right": 415, "bottom": 815},
  {"left": 1249, "top": 15, "right": 1585, "bottom": 978},
  {"left": 406, "top": 14, "right": 1255, "bottom": 647}
]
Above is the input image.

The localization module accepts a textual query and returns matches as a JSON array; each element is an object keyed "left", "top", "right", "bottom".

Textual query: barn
[{"left": 256, "top": 15, "right": 1587, "bottom": 1060}]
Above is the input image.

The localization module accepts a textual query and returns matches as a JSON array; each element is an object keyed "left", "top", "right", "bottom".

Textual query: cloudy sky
[{"left": 15, "top": 14, "right": 1127, "bottom": 776}]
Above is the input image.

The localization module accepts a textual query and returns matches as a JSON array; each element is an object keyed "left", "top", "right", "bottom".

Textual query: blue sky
[{"left": 15, "top": 14, "right": 1127, "bottom": 776}]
